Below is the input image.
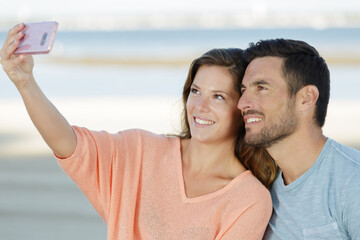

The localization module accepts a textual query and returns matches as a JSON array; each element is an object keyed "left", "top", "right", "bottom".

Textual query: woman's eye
[
  {"left": 215, "top": 94, "right": 224, "bottom": 100},
  {"left": 190, "top": 88, "right": 200, "bottom": 94}
]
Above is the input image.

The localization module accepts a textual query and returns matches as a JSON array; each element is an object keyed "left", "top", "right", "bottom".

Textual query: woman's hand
[{"left": 0, "top": 23, "right": 35, "bottom": 89}]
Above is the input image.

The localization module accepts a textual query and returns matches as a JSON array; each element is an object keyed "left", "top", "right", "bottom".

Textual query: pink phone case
[{"left": 14, "top": 21, "right": 58, "bottom": 55}]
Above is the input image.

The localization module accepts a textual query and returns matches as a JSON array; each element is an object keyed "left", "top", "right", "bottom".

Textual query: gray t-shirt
[{"left": 264, "top": 138, "right": 360, "bottom": 240}]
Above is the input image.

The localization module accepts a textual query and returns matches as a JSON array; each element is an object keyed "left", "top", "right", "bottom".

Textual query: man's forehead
[
  {"left": 243, "top": 57, "right": 284, "bottom": 82},
  {"left": 248, "top": 56, "right": 283, "bottom": 71}
]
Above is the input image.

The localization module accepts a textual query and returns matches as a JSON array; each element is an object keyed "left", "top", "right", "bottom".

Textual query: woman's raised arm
[{"left": 0, "top": 23, "right": 76, "bottom": 158}]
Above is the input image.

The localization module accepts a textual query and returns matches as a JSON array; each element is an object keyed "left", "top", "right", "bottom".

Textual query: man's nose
[{"left": 237, "top": 91, "right": 252, "bottom": 113}]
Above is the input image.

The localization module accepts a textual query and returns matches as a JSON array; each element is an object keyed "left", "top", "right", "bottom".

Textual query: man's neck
[{"left": 267, "top": 128, "right": 327, "bottom": 185}]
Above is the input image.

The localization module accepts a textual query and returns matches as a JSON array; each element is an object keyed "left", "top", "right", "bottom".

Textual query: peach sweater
[{"left": 56, "top": 126, "right": 272, "bottom": 240}]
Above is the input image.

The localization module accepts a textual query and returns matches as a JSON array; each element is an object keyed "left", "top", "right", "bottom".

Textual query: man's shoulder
[
  {"left": 324, "top": 139, "right": 360, "bottom": 189},
  {"left": 326, "top": 138, "right": 360, "bottom": 167}
]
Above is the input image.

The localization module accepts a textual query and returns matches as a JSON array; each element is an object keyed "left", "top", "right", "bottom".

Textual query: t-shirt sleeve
[
  {"left": 342, "top": 171, "right": 360, "bottom": 239},
  {"left": 55, "top": 126, "right": 140, "bottom": 223}
]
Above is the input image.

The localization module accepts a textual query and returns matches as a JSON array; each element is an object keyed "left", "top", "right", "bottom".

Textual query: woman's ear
[{"left": 297, "top": 85, "right": 319, "bottom": 112}]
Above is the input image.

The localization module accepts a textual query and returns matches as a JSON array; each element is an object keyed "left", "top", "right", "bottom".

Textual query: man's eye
[{"left": 258, "top": 86, "right": 266, "bottom": 91}]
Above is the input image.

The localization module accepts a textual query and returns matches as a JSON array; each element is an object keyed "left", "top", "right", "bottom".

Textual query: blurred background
[{"left": 0, "top": 1, "right": 360, "bottom": 239}]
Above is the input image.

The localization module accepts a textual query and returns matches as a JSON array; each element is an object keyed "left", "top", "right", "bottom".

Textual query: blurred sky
[
  {"left": 1, "top": 0, "right": 360, "bottom": 30},
  {"left": 1, "top": 0, "right": 359, "bottom": 16}
]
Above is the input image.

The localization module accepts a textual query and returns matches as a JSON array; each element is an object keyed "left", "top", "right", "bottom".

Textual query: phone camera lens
[{"left": 40, "top": 33, "right": 48, "bottom": 46}]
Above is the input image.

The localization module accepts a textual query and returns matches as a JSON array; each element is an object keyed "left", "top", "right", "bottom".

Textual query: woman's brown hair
[{"left": 179, "top": 48, "right": 278, "bottom": 188}]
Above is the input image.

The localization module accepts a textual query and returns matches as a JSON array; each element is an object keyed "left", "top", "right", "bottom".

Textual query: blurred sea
[{"left": 0, "top": 27, "right": 360, "bottom": 100}]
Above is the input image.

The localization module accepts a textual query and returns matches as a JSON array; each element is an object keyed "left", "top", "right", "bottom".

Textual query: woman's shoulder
[
  {"left": 233, "top": 171, "right": 272, "bottom": 203},
  {"left": 122, "top": 129, "right": 179, "bottom": 141},
  {"left": 110, "top": 128, "right": 179, "bottom": 148},
  {"left": 217, "top": 171, "right": 272, "bottom": 224},
  {"left": 72, "top": 126, "right": 179, "bottom": 146}
]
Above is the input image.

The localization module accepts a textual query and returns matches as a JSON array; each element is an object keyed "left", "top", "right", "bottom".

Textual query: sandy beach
[
  {"left": 0, "top": 96, "right": 183, "bottom": 157},
  {"left": 1, "top": 96, "right": 360, "bottom": 239},
  {"left": 1, "top": 96, "right": 359, "bottom": 156},
  {"left": 0, "top": 155, "right": 107, "bottom": 240}
]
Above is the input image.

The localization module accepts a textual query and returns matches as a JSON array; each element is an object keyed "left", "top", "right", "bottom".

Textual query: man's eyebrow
[
  {"left": 251, "top": 80, "right": 270, "bottom": 86},
  {"left": 240, "top": 80, "right": 270, "bottom": 89}
]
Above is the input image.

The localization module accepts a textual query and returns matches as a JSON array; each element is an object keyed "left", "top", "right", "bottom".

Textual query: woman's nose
[{"left": 196, "top": 97, "right": 210, "bottom": 112}]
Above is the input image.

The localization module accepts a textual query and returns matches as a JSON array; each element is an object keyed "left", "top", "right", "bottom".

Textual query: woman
[{"left": 1, "top": 23, "right": 277, "bottom": 239}]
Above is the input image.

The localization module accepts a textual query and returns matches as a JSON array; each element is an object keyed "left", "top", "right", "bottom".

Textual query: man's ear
[{"left": 297, "top": 85, "right": 319, "bottom": 112}]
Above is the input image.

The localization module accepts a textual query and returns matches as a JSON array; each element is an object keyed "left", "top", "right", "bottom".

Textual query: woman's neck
[{"left": 181, "top": 138, "right": 246, "bottom": 178}]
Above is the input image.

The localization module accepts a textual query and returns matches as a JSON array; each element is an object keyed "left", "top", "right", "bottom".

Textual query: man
[{"left": 238, "top": 39, "right": 360, "bottom": 239}]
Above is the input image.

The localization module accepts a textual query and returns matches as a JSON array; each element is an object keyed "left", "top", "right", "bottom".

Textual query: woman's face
[{"left": 186, "top": 65, "right": 242, "bottom": 145}]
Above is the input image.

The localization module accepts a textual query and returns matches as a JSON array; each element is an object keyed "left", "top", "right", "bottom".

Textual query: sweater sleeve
[
  {"left": 55, "top": 126, "right": 138, "bottom": 223},
  {"left": 220, "top": 188, "right": 273, "bottom": 240}
]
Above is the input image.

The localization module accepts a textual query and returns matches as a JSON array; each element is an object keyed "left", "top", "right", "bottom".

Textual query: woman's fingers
[
  {"left": 1, "top": 33, "right": 23, "bottom": 74},
  {"left": 1, "top": 24, "right": 25, "bottom": 61},
  {"left": 5, "top": 23, "right": 25, "bottom": 44}
]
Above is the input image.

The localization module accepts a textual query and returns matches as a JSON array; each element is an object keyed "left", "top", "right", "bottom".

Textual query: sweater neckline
[{"left": 173, "top": 138, "right": 251, "bottom": 203}]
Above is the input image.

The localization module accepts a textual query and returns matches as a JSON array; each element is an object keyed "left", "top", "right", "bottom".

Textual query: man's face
[{"left": 237, "top": 56, "right": 298, "bottom": 148}]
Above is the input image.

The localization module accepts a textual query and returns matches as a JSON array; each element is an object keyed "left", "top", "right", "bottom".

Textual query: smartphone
[{"left": 14, "top": 21, "right": 58, "bottom": 55}]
